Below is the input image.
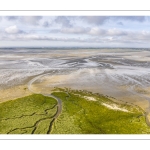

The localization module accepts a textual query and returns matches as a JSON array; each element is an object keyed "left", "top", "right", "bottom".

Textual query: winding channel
[
  {"left": 27, "top": 73, "right": 62, "bottom": 122},
  {"left": 28, "top": 73, "right": 150, "bottom": 128}
]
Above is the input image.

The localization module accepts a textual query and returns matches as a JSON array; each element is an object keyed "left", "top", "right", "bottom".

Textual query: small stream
[{"left": 27, "top": 74, "right": 62, "bottom": 127}]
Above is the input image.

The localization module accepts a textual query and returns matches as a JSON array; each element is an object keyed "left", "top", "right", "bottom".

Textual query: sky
[{"left": 0, "top": 16, "right": 150, "bottom": 48}]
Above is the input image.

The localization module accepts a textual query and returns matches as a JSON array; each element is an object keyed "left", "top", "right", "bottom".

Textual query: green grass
[
  {"left": 50, "top": 88, "right": 150, "bottom": 134},
  {"left": 0, "top": 94, "right": 57, "bottom": 134},
  {"left": 0, "top": 88, "right": 150, "bottom": 134}
]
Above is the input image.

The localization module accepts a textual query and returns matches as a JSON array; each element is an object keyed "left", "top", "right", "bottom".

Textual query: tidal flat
[{"left": 1, "top": 48, "right": 150, "bottom": 133}]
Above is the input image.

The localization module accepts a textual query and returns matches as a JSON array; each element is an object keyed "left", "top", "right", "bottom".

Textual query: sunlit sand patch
[
  {"left": 29, "top": 74, "right": 72, "bottom": 94},
  {"left": 147, "top": 114, "right": 150, "bottom": 123},
  {"left": 83, "top": 96, "right": 97, "bottom": 101},
  {"left": 0, "top": 85, "right": 32, "bottom": 103},
  {"left": 145, "top": 87, "right": 150, "bottom": 97},
  {"left": 123, "top": 51, "right": 150, "bottom": 62},
  {"left": 102, "top": 103, "right": 130, "bottom": 112}
]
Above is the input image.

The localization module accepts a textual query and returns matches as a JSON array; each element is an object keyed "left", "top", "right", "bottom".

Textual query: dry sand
[{"left": 0, "top": 85, "right": 32, "bottom": 103}]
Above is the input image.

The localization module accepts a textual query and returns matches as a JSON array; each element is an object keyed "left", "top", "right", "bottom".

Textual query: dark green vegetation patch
[
  {"left": 0, "top": 94, "right": 57, "bottom": 134},
  {"left": 0, "top": 88, "right": 150, "bottom": 134}
]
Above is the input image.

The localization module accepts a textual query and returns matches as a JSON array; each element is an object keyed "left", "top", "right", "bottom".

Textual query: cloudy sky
[{"left": 0, "top": 16, "right": 150, "bottom": 48}]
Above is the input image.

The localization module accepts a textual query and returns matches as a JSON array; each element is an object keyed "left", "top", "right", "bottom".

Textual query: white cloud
[
  {"left": 1, "top": 16, "right": 150, "bottom": 47},
  {"left": 5, "top": 25, "right": 19, "bottom": 34},
  {"left": 88, "top": 27, "right": 106, "bottom": 35},
  {"left": 2, "top": 26, "right": 150, "bottom": 44},
  {"left": 1, "top": 30, "right": 150, "bottom": 44},
  {"left": 61, "top": 27, "right": 90, "bottom": 34},
  {"left": 51, "top": 27, "right": 127, "bottom": 36},
  {"left": 19, "top": 34, "right": 40, "bottom": 40}
]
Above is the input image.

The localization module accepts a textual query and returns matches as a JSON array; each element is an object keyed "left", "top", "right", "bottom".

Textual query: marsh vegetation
[{"left": 0, "top": 88, "right": 150, "bottom": 134}]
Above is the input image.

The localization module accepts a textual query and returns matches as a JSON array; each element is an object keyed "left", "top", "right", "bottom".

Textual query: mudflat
[
  {"left": 1, "top": 48, "right": 150, "bottom": 133},
  {"left": 1, "top": 48, "right": 150, "bottom": 112}
]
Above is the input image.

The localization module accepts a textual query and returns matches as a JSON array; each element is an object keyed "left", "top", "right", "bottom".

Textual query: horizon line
[{"left": 0, "top": 47, "right": 150, "bottom": 49}]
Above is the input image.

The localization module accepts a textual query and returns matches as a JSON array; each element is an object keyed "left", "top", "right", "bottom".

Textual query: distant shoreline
[{"left": 0, "top": 47, "right": 150, "bottom": 50}]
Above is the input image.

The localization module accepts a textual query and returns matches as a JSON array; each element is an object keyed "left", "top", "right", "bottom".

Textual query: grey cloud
[
  {"left": 117, "top": 16, "right": 146, "bottom": 22},
  {"left": 5, "top": 16, "right": 19, "bottom": 21},
  {"left": 0, "top": 34, "right": 86, "bottom": 43},
  {"left": 81, "top": 16, "right": 110, "bottom": 25},
  {"left": 117, "top": 22, "right": 123, "bottom": 25},
  {"left": 43, "top": 21, "right": 51, "bottom": 28},
  {"left": 19, "top": 16, "right": 43, "bottom": 25},
  {"left": 3, "top": 16, "right": 43, "bottom": 25},
  {"left": 80, "top": 16, "right": 147, "bottom": 25},
  {"left": 54, "top": 16, "right": 72, "bottom": 27},
  {"left": 2, "top": 16, "right": 148, "bottom": 29},
  {"left": 107, "top": 29, "right": 128, "bottom": 36}
]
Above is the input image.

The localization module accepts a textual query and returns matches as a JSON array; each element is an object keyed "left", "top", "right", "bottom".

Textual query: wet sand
[
  {"left": 0, "top": 48, "right": 150, "bottom": 116},
  {"left": 28, "top": 72, "right": 150, "bottom": 112}
]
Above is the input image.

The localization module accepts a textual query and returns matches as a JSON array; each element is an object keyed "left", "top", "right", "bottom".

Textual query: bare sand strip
[
  {"left": 0, "top": 85, "right": 32, "bottom": 103},
  {"left": 102, "top": 103, "right": 130, "bottom": 112}
]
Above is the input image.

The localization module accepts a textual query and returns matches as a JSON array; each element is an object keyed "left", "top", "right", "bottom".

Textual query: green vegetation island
[{"left": 0, "top": 87, "right": 150, "bottom": 134}]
